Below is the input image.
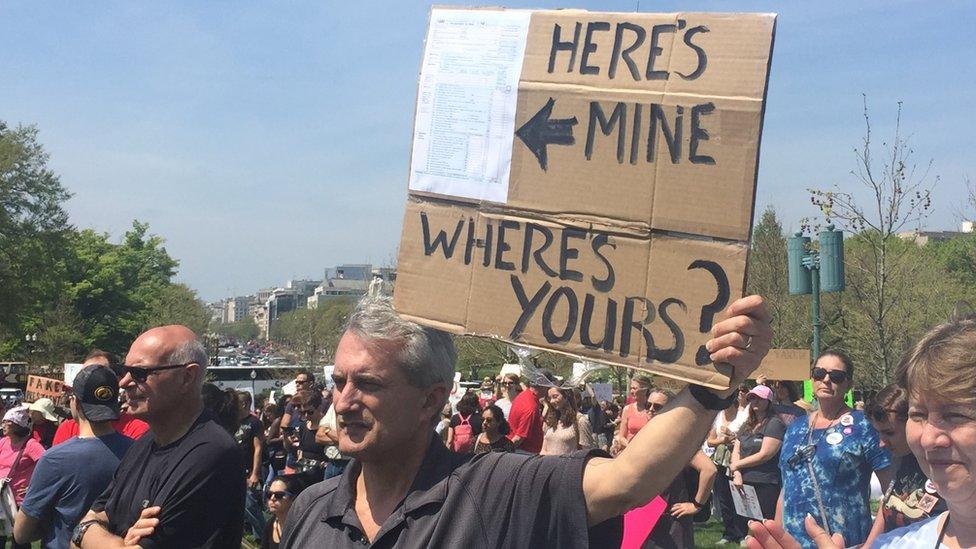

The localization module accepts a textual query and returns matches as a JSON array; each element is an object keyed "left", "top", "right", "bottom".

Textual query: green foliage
[
  {"left": 214, "top": 316, "right": 261, "bottom": 341},
  {"left": 1, "top": 120, "right": 209, "bottom": 363},
  {"left": 270, "top": 299, "right": 356, "bottom": 365}
]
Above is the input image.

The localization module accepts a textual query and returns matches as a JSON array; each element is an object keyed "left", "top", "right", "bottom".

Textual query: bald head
[{"left": 127, "top": 325, "right": 208, "bottom": 386}]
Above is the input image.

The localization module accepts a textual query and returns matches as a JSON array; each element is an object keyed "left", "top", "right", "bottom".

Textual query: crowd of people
[{"left": 0, "top": 292, "right": 973, "bottom": 548}]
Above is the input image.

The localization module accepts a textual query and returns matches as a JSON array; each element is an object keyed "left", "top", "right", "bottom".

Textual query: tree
[
  {"left": 142, "top": 283, "right": 211, "bottom": 335},
  {"left": 270, "top": 298, "right": 355, "bottom": 365},
  {"left": 0, "top": 122, "right": 73, "bottom": 356},
  {"left": 215, "top": 317, "right": 261, "bottom": 341},
  {"left": 808, "top": 97, "right": 935, "bottom": 384}
]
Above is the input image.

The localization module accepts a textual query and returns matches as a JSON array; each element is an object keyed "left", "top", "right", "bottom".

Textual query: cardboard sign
[
  {"left": 397, "top": 8, "right": 776, "bottom": 389},
  {"left": 752, "top": 349, "right": 810, "bottom": 381},
  {"left": 26, "top": 375, "right": 64, "bottom": 403},
  {"left": 63, "top": 363, "right": 85, "bottom": 387}
]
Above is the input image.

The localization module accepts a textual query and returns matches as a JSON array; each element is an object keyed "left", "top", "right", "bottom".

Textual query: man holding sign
[{"left": 280, "top": 294, "right": 771, "bottom": 547}]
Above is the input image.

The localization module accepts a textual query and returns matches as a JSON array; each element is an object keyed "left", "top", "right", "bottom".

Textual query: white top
[
  {"left": 496, "top": 397, "right": 513, "bottom": 419},
  {"left": 712, "top": 405, "right": 750, "bottom": 435},
  {"left": 873, "top": 512, "right": 948, "bottom": 548}
]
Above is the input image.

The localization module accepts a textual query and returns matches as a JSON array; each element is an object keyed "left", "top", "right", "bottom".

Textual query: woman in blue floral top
[{"left": 777, "top": 350, "right": 892, "bottom": 548}]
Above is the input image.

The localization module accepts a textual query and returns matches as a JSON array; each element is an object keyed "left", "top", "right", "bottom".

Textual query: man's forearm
[
  {"left": 583, "top": 387, "right": 720, "bottom": 525},
  {"left": 76, "top": 519, "right": 125, "bottom": 549}
]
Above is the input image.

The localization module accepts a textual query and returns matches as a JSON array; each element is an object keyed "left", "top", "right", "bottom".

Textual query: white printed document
[
  {"left": 408, "top": 8, "right": 531, "bottom": 203},
  {"left": 730, "top": 482, "right": 765, "bottom": 520}
]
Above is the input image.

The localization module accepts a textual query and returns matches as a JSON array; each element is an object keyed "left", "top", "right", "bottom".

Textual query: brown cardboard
[
  {"left": 397, "top": 8, "right": 775, "bottom": 389},
  {"left": 752, "top": 349, "right": 811, "bottom": 382},
  {"left": 26, "top": 374, "right": 64, "bottom": 403}
]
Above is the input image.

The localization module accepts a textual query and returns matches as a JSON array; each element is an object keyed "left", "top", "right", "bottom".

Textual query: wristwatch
[
  {"left": 71, "top": 519, "right": 104, "bottom": 547},
  {"left": 689, "top": 384, "right": 737, "bottom": 411}
]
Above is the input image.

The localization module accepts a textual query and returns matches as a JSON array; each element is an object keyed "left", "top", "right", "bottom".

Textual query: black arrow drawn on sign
[{"left": 515, "top": 97, "right": 577, "bottom": 171}]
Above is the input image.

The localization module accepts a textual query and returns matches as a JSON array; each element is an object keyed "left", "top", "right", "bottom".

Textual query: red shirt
[
  {"left": 51, "top": 413, "right": 150, "bottom": 446},
  {"left": 506, "top": 388, "right": 543, "bottom": 453}
]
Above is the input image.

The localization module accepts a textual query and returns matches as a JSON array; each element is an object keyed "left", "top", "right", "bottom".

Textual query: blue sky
[{"left": 2, "top": 1, "right": 973, "bottom": 301}]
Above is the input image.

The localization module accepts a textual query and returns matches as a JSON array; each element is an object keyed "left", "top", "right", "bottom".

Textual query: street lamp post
[
  {"left": 250, "top": 369, "right": 257, "bottom": 410},
  {"left": 788, "top": 225, "right": 846, "bottom": 361}
]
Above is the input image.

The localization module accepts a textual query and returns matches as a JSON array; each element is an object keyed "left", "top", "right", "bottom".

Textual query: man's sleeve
[
  {"left": 468, "top": 451, "right": 623, "bottom": 547},
  {"left": 19, "top": 454, "right": 59, "bottom": 523}
]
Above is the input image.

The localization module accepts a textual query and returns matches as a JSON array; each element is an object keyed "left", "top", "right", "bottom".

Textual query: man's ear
[{"left": 422, "top": 383, "right": 449, "bottom": 419}]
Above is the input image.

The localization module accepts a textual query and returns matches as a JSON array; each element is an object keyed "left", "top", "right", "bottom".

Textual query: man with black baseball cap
[{"left": 14, "top": 364, "right": 134, "bottom": 548}]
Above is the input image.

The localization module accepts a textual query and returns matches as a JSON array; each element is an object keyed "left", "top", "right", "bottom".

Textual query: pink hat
[
  {"left": 747, "top": 385, "right": 773, "bottom": 401},
  {"left": 2, "top": 406, "right": 29, "bottom": 428}
]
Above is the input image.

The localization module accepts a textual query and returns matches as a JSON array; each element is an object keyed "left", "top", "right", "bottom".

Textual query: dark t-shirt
[
  {"left": 235, "top": 415, "right": 263, "bottom": 475},
  {"left": 92, "top": 411, "right": 245, "bottom": 548},
  {"left": 881, "top": 453, "right": 948, "bottom": 532},
  {"left": 280, "top": 435, "right": 622, "bottom": 548},
  {"left": 261, "top": 517, "right": 281, "bottom": 549},
  {"left": 738, "top": 415, "right": 786, "bottom": 485}
]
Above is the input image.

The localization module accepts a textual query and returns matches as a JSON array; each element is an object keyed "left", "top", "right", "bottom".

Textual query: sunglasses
[
  {"left": 649, "top": 403, "right": 664, "bottom": 413},
  {"left": 811, "top": 367, "right": 849, "bottom": 384},
  {"left": 300, "top": 407, "right": 317, "bottom": 415},
  {"left": 268, "top": 491, "right": 292, "bottom": 501},
  {"left": 123, "top": 362, "right": 192, "bottom": 383}
]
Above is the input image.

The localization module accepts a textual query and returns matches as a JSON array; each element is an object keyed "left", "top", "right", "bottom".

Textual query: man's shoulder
[{"left": 288, "top": 476, "right": 343, "bottom": 526}]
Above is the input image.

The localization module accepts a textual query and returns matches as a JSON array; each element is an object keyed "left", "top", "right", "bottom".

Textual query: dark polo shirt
[{"left": 280, "top": 434, "right": 622, "bottom": 548}]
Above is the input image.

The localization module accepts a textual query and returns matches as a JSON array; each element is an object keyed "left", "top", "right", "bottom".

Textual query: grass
[{"left": 696, "top": 518, "right": 731, "bottom": 547}]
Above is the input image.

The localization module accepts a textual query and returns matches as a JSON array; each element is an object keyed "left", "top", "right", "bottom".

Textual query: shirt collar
[{"left": 321, "top": 433, "right": 459, "bottom": 524}]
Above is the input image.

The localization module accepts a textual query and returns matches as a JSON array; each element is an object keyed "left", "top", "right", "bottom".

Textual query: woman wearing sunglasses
[
  {"left": 775, "top": 351, "right": 893, "bottom": 548},
  {"left": 749, "top": 318, "right": 976, "bottom": 548},
  {"left": 730, "top": 385, "right": 786, "bottom": 529},
  {"left": 261, "top": 474, "right": 306, "bottom": 549}
]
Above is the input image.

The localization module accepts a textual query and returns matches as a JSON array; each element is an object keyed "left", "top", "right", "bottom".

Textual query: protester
[
  {"left": 279, "top": 371, "right": 320, "bottom": 431},
  {"left": 202, "top": 383, "right": 242, "bottom": 435},
  {"left": 434, "top": 403, "right": 451, "bottom": 444},
  {"left": 749, "top": 318, "right": 976, "bottom": 548},
  {"left": 730, "top": 384, "right": 786, "bottom": 529},
  {"left": 495, "top": 373, "right": 521, "bottom": 419},
  {"left": 448, "top": 391, "right": 482, "bottom": 453},
  {"left": 775, "top": 351, "right": 892, "bottom": 548},
  {"left": 474, "top": 404, "right": 515, "bottom": 453},
  {"left": 506, "top": 371, "right": 547, "bottom": 453},
  {"left": 478, "top": 376, "right": 496, "bottom": 409},
  {"left": 581, "top": 392, "right": 609, "bottom": 451},
  {"left": 770, "top": 380, "right": 807, "bottom": 426},
  {"left": 0, "top": 406, "right": 45, "bottom": 549},
  {"left": 541, "top": 386, "right": 593, "bottom": 455},
  {"left": 28, "top": 398, "right": 60, "bottom": 449},
  {"left": 288, "top": 389, "right": 327, "bottom": 485},
  {"left": 279, "top": 294, "right": 772, "bottom": 547},
  {"left": 15, "top": 364, "right": 132, "bottom": 548},
  {"left": 645, "top": 391, "right": 718, "bottom": 549},
  {"left": 615, "top": 377, "right": 666, "bottom": 454},
  {"left": 861, "top": 383, "right": 947, "bottom": 546},
  {"left": 264, "top": 397, "right": 288, "bottom": 488},
  {"left": 315, "top": 394, "right": 349, "bottom": 480},
  {"left": 53, "top": 350, "right": 150, "bottom": 446},
  {"left": 261, "top": 475, "right": 307, "bottom": 549},
  {"left": 600, "top": 400, "right": 619, "bottom": 451},
  {"left": 236, "top": 391, "right": 266, "bottom": 543},
  {"left": 613, "top": 375, "right": 655, "bottom": 453},
  {"left": 74, "top": 325, "right": 244, "bottom": 548},
  {"left": 707, "top": 388, "right": 751, "bottom": 545}
]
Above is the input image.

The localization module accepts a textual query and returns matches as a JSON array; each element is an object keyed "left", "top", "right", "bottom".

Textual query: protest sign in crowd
[{"left": 1, "top": 7, "right": 972, "bottom": 549}]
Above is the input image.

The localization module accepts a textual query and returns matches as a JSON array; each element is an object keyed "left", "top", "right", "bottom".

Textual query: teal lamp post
[{"left": 787, "top": 225, "right": 845, "bottom": 361}]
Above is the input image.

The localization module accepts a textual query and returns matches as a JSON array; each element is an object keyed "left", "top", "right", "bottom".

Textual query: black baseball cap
[{"left": 73, "top": 364, "right": 121, "bottom": 422}]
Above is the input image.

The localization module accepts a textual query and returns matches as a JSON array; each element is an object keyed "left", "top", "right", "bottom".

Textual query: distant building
[
  {"left": 897, "top": 222, "right": 973, "bottom": 245},
  {"left": 325, "top": 264, "right": 372, "bottom": 281},
  {"left": 224, "top": 296, "right": 250, "bottom": 324},
  {"left": 207, "top": 301, "right": 225, "bottom": 325}
]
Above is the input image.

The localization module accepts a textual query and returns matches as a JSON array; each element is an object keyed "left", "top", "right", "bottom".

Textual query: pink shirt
[{"left": 0, "top": 436, "right": 45, "bottom": 504}]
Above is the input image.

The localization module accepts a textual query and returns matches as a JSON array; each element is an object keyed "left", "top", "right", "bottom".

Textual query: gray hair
[
  {"left": 166, "top": 338, "right": 209, "bottom": 385},
  {"left": 345, "top": 296, "right": 457, "bottom": 391}
]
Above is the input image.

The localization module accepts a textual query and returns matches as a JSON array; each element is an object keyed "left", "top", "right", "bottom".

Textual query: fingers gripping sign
[{"left": 705, "top": 295, "right": 773, "bottom": 388}]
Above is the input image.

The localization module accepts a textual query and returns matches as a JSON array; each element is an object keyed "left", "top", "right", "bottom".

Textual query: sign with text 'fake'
[{"left": 397, "top": 8, "right": 776, "bottom": 388}]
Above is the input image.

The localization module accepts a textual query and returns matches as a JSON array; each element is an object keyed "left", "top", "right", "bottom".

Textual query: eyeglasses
[
  {"left": 268, "top": 491, "right": 292, "bottom": 501},
  {"left": 501, "top": 382, "right": 516, "bottom": 386},
  {"left": 300, "top": 407, "right": 317, "bottom": 416},
  {"left": 649, "top": 403, "right": 664, "bottom": 413},
  {"left": 123, "top": 363, "right": 193, "bottom": 383},
  {"left": 811, "top": 367, "right": 849, "bottom": 384},
  {"left": 296, "top": 379, "right": 311, "bottom": 385}
]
